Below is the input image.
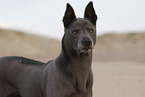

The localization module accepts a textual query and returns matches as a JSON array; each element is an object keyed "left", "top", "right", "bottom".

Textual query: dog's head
[{"left": 62, "top": 1, "right": 97, "bottom": 57}]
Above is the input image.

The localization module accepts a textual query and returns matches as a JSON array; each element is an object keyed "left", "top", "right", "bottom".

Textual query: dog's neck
[
  {"left": 55, "top": 39, "right": 92, "bottom": 92},
  {"left": 56, "top": 45, "right": 92, "bottom": 71}
]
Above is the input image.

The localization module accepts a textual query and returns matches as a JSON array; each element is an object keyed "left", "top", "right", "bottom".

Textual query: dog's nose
[{"left": 82, "top": 37, "right": 92, "bottom": 46}]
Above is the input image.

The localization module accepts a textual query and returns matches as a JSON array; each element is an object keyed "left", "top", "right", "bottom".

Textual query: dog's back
[
  {"left": 0, "top": 56, "right": 45, "bottom": 97},
  {"left": 0, "top": 56, "right": 44, "bottom": 79}
]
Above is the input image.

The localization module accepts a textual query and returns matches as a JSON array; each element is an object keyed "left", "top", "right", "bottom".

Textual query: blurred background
[{"left": 0, "top": 0, "right": 145, "bottom": 97}]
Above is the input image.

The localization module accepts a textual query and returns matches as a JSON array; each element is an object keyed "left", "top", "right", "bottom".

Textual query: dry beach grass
[{"left": 0, "top": 29, "right": 145, "bottom": 97}]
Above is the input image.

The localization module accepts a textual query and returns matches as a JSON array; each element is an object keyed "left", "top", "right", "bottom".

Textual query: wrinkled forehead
[{"left": 70, "top": 18, "right": 94, "bottom": 28}]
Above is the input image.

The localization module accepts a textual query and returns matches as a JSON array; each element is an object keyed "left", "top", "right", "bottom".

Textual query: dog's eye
[
  {"left": 88, "top": 28, "right": 94, "bottom": 33},
  {"left": 72, "top": 30, "right": 79, "bottom": 35}
]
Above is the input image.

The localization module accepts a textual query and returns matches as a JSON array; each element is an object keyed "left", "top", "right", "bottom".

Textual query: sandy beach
[{"left": 93, "top": 61, "right": 145, "bottom": 97}]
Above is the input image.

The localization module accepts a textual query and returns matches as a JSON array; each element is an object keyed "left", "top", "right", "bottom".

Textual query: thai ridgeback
[{"left": 0, "top": 1, "right": 97, "bottom": 97}]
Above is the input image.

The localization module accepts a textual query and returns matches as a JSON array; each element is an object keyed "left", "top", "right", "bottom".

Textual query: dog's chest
[
  {"left": 66, "top": 82, "right": 89, "bottom": 97},
  {"left": 59, "top": 80, "right": 88, "bottom": 97}
]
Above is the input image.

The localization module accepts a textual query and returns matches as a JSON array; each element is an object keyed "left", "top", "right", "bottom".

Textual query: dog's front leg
[{"left": 86, "top": 70, "right": 93, "bottom": 97}]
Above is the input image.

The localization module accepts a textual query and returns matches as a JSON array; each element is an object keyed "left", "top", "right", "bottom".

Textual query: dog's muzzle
[{"left": 77, "top": 37, "right": 94, "bottom": 56}]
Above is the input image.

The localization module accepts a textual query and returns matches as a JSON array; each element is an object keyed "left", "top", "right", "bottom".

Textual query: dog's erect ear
[
  {"left": 63, "top": 3, "right": 76, "bottom": 28},
  {"left": 84, "top": 1, "right": 97, "bottom": 25}
]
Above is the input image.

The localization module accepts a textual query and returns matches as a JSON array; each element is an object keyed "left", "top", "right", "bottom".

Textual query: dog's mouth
[
  {"left": 79, "top": 49, "right": 91, "bottom": 53},
  {"left": 78, "top": 47, "right": 92, "bottom": 56}
]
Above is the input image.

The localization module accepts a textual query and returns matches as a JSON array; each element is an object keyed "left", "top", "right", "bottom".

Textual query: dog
[{"left": 0, "top": 1, "right": 97, "bottom": 97}]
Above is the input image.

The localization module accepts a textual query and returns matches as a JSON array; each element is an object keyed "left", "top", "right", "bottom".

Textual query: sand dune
[
  {"left": 0, "top": 29, "right": 61, "bottom": 58},
  {"left": 1, "top": 29, "right": 145, "bottom": 62}
]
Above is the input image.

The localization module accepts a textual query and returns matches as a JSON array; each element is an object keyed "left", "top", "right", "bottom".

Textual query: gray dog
[{"left": 0, "top": 1, "right": 97, "bottom": 97}]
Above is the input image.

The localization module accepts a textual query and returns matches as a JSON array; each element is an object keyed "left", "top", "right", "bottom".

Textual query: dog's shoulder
[{"left": 0, "top": 56, "right": 44, "bottom": 65}]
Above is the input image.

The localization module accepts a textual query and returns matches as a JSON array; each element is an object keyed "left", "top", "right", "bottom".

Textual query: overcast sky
[{"left": 0, "top": 0, "right": 145, "bottom": 39}]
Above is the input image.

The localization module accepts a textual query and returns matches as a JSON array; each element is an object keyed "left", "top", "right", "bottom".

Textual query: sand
[{"left": 92, "top": 61, "right": 145, "bottom": 97}]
